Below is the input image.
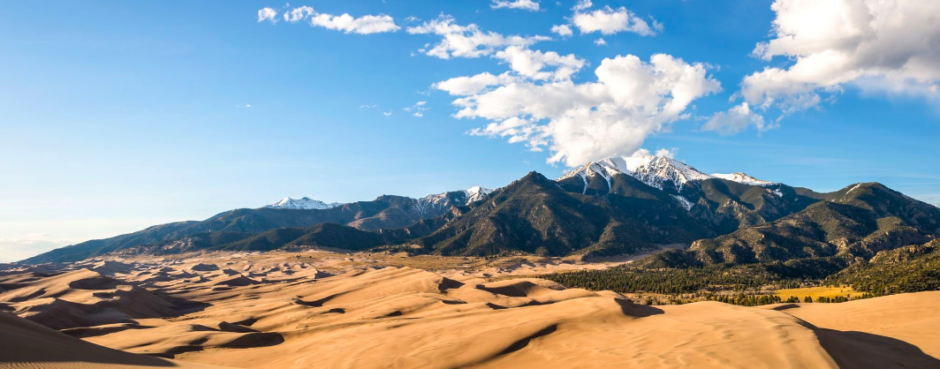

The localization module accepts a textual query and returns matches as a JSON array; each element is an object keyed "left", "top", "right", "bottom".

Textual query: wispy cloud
[
  {"left": 259, "top": 5, "right": 400, "bottom": 34},
  {"left": 491, "top": 0, "right": 540, "bottom": 11},
  {"left": 407, "top": 15, "right": 550, "bottom": 59},
  {"left": 403, "top": 101, "right": 430, "bottom": 117}
]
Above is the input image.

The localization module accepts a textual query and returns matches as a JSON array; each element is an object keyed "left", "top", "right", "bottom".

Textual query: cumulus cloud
[
  {"left": 703, "top": 103, "right": 770, "bottom": 135},
  {"left": 742, "top": 0, "right": 940, "bottom": 112},
  {"left": 492, "top": 0, "right": 540, "bottom": 11},
  {"left": 451, "top": 54, "right": 720, "bottom": 166},
  {"left": 654, "top": 148, "right": 676, "bottom": 159},
  {"left": 594, "top": 38, "right": 607, "bottom": 46},
  {"left": 434, "top": 72, "right": 518, "bottom": 96},
  {"left": 572, "top": 6, "right": 662, "bottom": 36},
  {"left": 494, "top": 46, "right": 586, "bottom": 81},
  {"left": 551, "top": 24, "right": 573, "bottom": 37},
  {"left": 258, "top": 7, "right": 278, "bottom": 23},
  {"left": 407, "top": 15, "right": 550, "bottom": 59},
  {"left": 262, "top": 6, "right": 399, "bottom": 34}
]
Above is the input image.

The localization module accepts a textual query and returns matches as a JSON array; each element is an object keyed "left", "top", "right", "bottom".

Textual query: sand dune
[
  {"left": 1, "top": 252, "right": 939, "bottom": 369},
  {"left": 0, "top": 269, "right": 184, "bottom": 330},
  {"left": 778, "top": 293, "right": 940, "bottom": 368},
  {"left": 0, "top": 311, "right": 220, "bottom": 369}
]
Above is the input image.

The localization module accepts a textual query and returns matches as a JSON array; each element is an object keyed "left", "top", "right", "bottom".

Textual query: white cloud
[
  {"left": 653, "top": 148, "right": 676, "bottom": 159},
  {"left": 551, "top": 24, "right": 573, "bottom": 37},
  {"left": 407, "top": 15, "right": 550, "bottom": 59},
  {"left": 631, "top": 147, "right": 677, "bottom": 159},
  {"left": 258, "top": 8, "right": 278, "bottom": 23},
  {"left": 703, "top": 103, "right": 770, "bottom": 135},
  {"left": 492, "top": 0, "right": 540, "bottom": 11},
  {"left": 403, "top": 101, "right": 431, "bottom": 116},
  {"left": 433, "top": 47, "right": 584, "bottom": 96},
  {"left": 572, "top": 0, "right": 593, "bottom": 12},
  {"left": 742, "top": 0, "right": 940, "bottom": 112},
  {"left": 454, "top": 54, "right": 721, "bottom": 166},
  {"left": 572, "top": 6, "right": 662, "bottom": 36},
  {"left": 284, "top": 6, "right": 315, "bottom": 23},
  {"left": 494, "top": 46, "right": 585, "bottom": 81},
  {"left": 434, "top": 72, "right": 514, "bottom": 96},
  {"left": 263, "top": 6, "right": 400, "bottom": 34},
  {"left": 594, "top": 38, "right": 607, "bottom": 46},
  {"left": 383, "top": 111, "right": 393, "bottom": 117},
  {"left": 311, "top": 13, "right": 400, "bottom": 34}
]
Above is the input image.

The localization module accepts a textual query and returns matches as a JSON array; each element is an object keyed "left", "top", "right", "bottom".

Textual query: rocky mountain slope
[
  {"left": 641, "top": 182, "right": 940, "bottom": 268},
  {"left": 23, "top": 188, "right": 490, "bottom": 264},
  {"left": 22, "top": 154, "right": 939, "bottom": 264}
]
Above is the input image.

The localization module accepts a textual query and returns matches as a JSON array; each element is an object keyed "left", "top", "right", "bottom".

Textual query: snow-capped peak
[
  {"left": 412, "top": 186, "right": 494, "bottom": 217},
  {"left": 265, "top": 197, "right": 342, "bottom": 210},
  {"left": 559, "top": 154, "right": 711, "bottom": 191},
  {"left": 711, "top": 173, "right": 775, "bottom": 186},
  {"left": 419, "top": 186, "right": 494, "bottom": 207},
  {"left": 464, "top": 186, "right": 494, "bottom": 203}
]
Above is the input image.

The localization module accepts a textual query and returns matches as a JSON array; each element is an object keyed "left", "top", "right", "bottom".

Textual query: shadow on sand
[
  {"left": 614, "top": 298, "right": 664, "bottom": 317},
  {"left": 806, "top": 323, "right": 940, "bottom": 368}
]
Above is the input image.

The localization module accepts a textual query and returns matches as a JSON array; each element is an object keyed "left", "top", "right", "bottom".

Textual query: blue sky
[{"left": 1, "top": 0, "right": 939, "bottom": 261}]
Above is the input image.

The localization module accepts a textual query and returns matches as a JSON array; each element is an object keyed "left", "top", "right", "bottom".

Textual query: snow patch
[
  {"left": 671, "top": 195, "right": 694, "bottom": 211},
  {"left": 847, "top": 183, "right": 863, "bottom": 194}
]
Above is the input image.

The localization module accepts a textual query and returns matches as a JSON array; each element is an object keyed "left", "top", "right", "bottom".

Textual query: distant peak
[
  {"left": 265, "top": 197, "right": 342, "bottom": 210},
  {"left": 712, "top": 172, "right": 774, "bottom": 186},
  {"left": 466, "top": 186, "right": 486, "bottom": 194},
  {"left": 464, "top": 186, "right": 494, "bottom": 203},
  {"left": 411, "top": 186, "right": 495, "bottom": 216}
]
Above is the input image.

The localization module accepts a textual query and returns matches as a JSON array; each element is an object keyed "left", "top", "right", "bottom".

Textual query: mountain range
[{"left": 22, "top": 154, "right": 939, "bottom": 268}]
